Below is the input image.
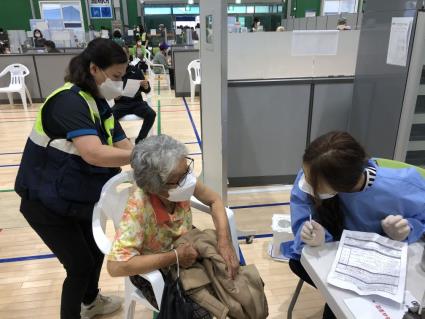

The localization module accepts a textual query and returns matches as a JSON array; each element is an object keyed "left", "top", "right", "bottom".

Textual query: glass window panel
[
  {"left": 323, "top": 0, "right": 358, "bottom": 14},
  {"left": 255, "top": 6, "right": 270, "bottom": 13},
  {"left": 247, "top": 6, "right": 255, "bottom": 14},
  {"left": 62, "top": 5, "right": 81, "bottom": 21},
  {"left": 228, "top": 5, "right": 246, "bottom": 14},
  {"left": 144, "top": 7, "right": 172, "bottom": 15},
  {"left": 173, "top": 6, "right": 199, "bottom": 15},
  {"left": 238, "top": 16, "right": 245, "bottom": 27},
  {"left": 42, "top": 3, "right": 62, "bottom": 20}
]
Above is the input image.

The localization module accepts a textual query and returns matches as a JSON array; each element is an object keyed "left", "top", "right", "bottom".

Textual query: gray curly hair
[{"left": 131, "top": 135, "right": 188, "bottom": 194}]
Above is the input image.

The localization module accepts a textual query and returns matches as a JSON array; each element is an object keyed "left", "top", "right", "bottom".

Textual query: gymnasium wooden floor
[{"left": 0, "top": 78, "right": 325, "bottom": 318}]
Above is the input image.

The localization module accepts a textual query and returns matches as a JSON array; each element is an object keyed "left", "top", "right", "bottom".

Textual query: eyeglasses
[{"left": 165, "top": 157, "right": 194, "bottom": 187}]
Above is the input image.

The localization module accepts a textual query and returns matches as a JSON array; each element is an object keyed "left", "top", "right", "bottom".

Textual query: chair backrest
[
  {"left": 98, "top": 170, "right": 134, "bottom": 228},
  {"left": 92, "top": 171, "right": 134, "bottom": 254},
  {"left": 1, "top": 64, "right": 30, "bottom": 87},
  {"left": 187, "top": 59, "right": 201, "bottom": 84},
  {"left": 144, "top": 49, "right": 152, "bottom": 61}
]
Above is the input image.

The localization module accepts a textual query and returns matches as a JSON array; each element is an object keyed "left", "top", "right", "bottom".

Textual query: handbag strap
[{"left": 172, "top": 248, "right": 180, "bottom": 278}]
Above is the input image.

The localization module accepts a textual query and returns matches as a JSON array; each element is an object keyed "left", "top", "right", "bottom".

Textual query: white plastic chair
[
  {"left": 107, "top": 94, "right": 155, "bottom": 139},
  {"left": 145, "top": 59, "right": 171, "bottom": 92},
  {"left": 92, "top": 170, "right": 240, "bottom": 319},
  {"left": 0, "top": 64, "right": 32, "bottom": 110},
  {"left": 187, "top": 59, "right": 201, "bottom": 103},
  {"left": 144, "top": 49, "right": 152, "bottom": 62}
]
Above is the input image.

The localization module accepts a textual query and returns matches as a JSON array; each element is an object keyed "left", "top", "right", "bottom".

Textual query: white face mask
[
  {"left": 298, "top": 174, "right": 337, "bottom": 200},
  {"left": 167, "top": 172, "right": 197, "bottom": 202},
  {"left": 98, "top": 70, "right": 123, "bottom": 100}
]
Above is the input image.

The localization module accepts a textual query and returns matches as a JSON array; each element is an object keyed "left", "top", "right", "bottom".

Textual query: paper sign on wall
[{"left": 386, "top": 17, "right": 413, "bottom": 67}]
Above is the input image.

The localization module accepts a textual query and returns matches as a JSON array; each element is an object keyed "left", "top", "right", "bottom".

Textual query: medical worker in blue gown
[{"left": 283, "top": 131, "right": 425, "bottom": 319}]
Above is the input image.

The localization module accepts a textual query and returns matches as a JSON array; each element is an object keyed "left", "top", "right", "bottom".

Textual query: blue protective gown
[{"left": 282, "top": 158, "right": 425, "bottom": 260}]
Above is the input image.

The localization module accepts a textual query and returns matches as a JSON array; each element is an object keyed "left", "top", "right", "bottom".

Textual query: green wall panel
[
  {"left": 0, "top": 0, "right": 33, "bottom": 30},
  {"left": 292, "top": 0, "right": 321, "bottom": 18},
  {"left": 127, "top": 0, "right": 140, "bottom": 28}
]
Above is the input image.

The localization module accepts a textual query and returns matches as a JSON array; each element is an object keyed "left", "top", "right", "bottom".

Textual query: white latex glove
[
  {"left": 301, "top": 220, "right": 325, "bottom": 247},
  {"left": 381, "top": 215, "right": 410, "bottom": 241}
]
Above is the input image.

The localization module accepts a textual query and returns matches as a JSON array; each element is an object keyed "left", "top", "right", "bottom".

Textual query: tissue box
[{"left": 270, "top": 214, "right": 293, "bottom": 259}]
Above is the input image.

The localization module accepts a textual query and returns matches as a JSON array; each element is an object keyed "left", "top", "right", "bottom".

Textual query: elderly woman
[{"left": 107, "top": 134, "right": 239, "bottom": 284}]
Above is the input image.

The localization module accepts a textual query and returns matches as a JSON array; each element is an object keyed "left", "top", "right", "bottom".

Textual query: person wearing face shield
[
  {"left": 14, "top": 38, "right": 133, "bottom": 319},
  {"left": 107, "top": 135, "right": 240, "bottom": 310},
  {"left": 283, "top": 131, "right": 425, "bottom": 319}
]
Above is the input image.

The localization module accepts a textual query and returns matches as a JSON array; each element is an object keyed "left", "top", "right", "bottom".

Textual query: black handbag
[{"left": 157, "top": 250, "right": 211, "bottom": 319}]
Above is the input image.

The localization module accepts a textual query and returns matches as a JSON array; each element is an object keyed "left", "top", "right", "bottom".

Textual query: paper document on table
[
  {"left": 122, "top": 79, "right": 140, "bottom": 98},
  {"left": 327, "top": 230, "right": 407, "bottom": 303},
  {"left": 344, "top": 290, "right": 417, "bottom": 319}
]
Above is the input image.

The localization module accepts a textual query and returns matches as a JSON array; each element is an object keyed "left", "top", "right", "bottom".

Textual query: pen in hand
[{"left": 309, "top": 213, "right": 315, "bottom": 237}]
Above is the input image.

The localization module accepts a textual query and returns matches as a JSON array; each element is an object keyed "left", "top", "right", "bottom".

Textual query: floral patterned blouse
[{"left": 108, "top": 186, "right": 193, "bottom": 262}]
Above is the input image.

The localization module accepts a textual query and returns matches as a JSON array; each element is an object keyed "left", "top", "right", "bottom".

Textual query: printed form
[{"left": 327, "top": 230, "right": 408, "bottom": 303}]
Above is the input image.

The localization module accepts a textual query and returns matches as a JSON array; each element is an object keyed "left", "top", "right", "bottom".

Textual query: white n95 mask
[
  {"left": 167, "top": 173, "right": 197, "bottom": 202},
  {"left": 98, "top": 71, "right": 123, "bottom": 100},
  {"left": 298, "top": 174, "right": 336, "bottom": 200}
]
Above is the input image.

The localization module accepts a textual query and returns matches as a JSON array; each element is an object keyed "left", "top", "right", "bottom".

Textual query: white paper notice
[
  {"left": 386, "top": 17, "right": 413, "bottom": 67},
  {"left": 150, "top": 29, "right": 157, "bottom": 36},
  {"left": 129, "top": 57, "right": 141, "bottom": 66},
  {"left": 291, "top": 30, "right": 339, "bottom": 56},
  {"left": 344, "top": 290, "right": 417, "bottom": 319},
  {"left": 327, "top": 230, "right": 408, "bottom": 303},
  {"left": 122, "top": 79, "right": 140, "bottom": 98}
]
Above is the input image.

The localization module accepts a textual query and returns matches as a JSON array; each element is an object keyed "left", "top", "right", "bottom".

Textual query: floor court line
[{"left": 182, "top": 97, "right": 202, "bottom": 149}]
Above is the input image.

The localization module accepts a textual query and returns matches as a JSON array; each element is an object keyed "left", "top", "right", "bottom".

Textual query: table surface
[{"left": 301, "top": 241, "right": 425, "bottom": 319}]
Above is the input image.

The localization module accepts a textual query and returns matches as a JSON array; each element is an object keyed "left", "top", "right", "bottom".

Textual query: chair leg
[
  {"left": 287, "top": 279, "right": 304, "bottom": 319},
  {"left": 19, "top": 90, "right": 28, "bottom": 111},
  {"left": 25, "top": 86, "right": 33, "bottom": 106},
  {"left": 124, "top": 299, "right": 136, "bottom": 319},
  {"left": 190, "top": 83, "right": 195, "bottom": 103},
  {"left": 7, "top": 92, "right": 13, "bottom": 105}
]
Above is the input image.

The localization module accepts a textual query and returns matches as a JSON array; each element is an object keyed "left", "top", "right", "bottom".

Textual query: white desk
[{"left": 301, "top": 241, "right": 425, "bottom": 319}]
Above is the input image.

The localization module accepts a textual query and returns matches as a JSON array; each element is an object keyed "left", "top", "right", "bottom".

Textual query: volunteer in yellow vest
[{"left": 15, "top": 39, "right": 133, "bottom": 319}]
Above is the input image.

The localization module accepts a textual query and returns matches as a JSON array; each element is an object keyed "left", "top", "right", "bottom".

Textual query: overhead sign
[
  {"left": 90, "top": 0, "right": 113, "bottom": 19},
  {"left": 90, "top": 0, "right": 111, "bottom": 4}
]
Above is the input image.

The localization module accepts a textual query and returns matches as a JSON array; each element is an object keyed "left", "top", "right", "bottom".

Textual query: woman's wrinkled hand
[
  {"left": 218, "top": 240, "right": 240, "bottom": 280},
  {"left": 176, "top": 243, "right": 198, "bottom": 268}
]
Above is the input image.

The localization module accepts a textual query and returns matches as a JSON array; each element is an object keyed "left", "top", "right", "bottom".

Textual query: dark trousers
[
  {"left": 168, "top": 67, "right": 175, "bottom": 89},
  {"left": 112, "top": 101, "right": 156, "bottom": 143},
  {"left": 289, "top": 259, "right": 336, "bottom": 319},
  {"left": 20, "top": 198, "right": 103, "bottom": 319}
]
